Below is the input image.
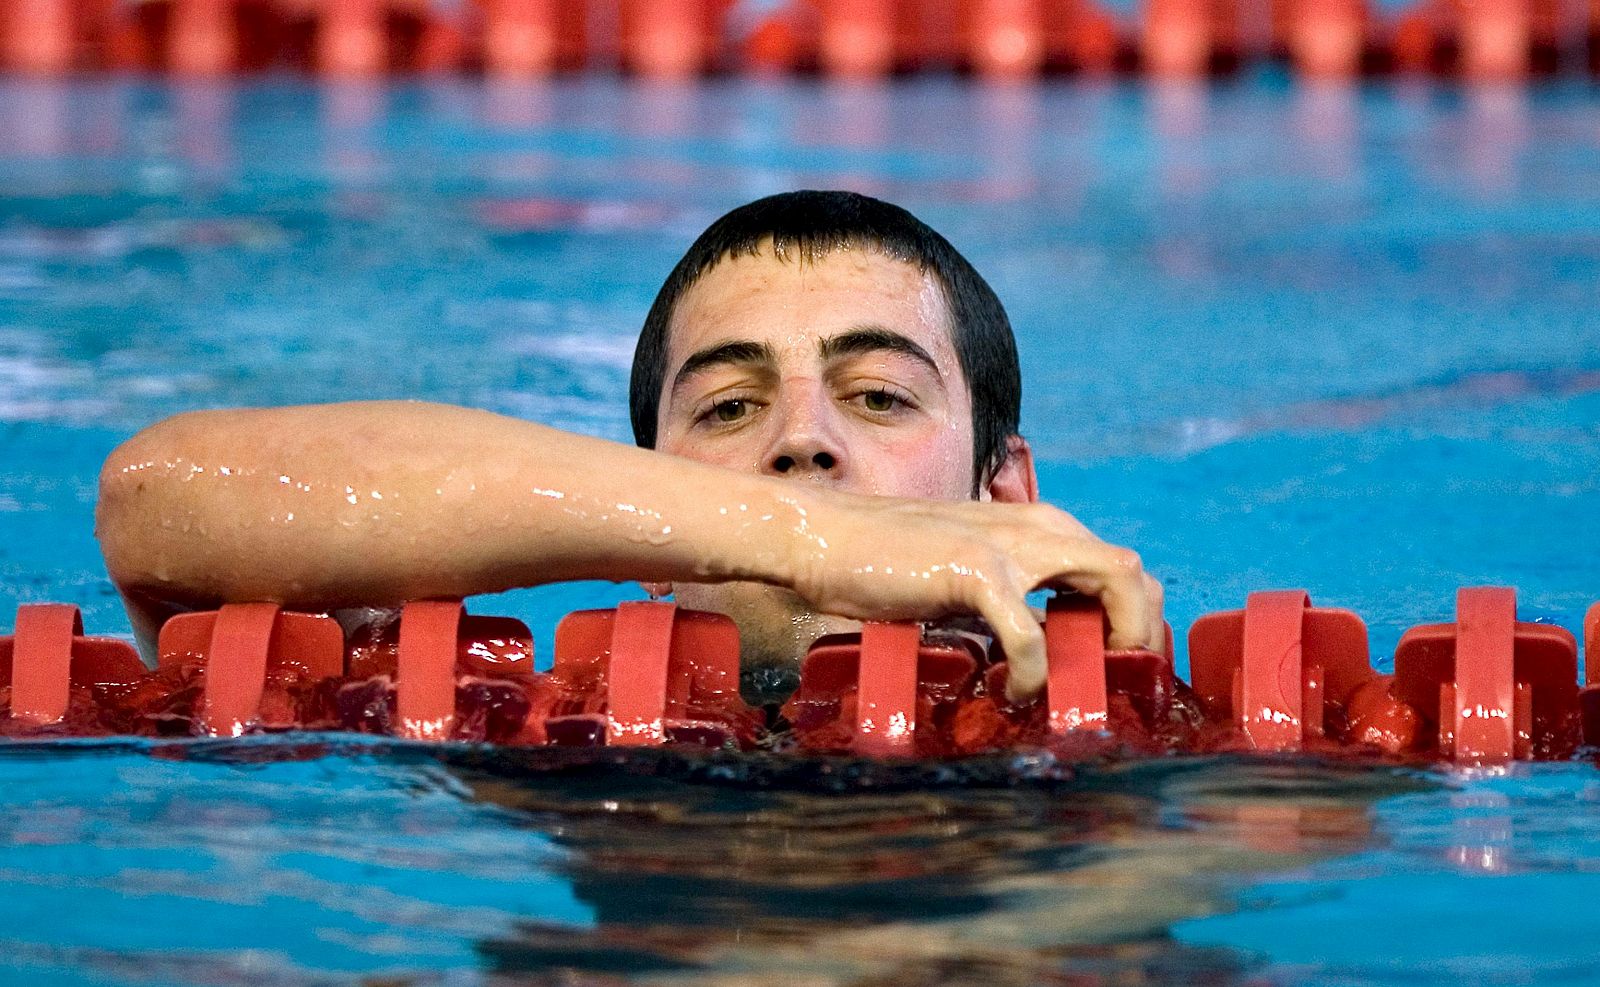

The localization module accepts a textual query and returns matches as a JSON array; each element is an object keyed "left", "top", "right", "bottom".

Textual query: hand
[{"left": 790, "top": 496, "right": 1164, "bottom": 702}]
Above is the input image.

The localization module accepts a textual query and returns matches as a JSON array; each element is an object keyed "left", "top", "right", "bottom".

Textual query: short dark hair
[{"left": 629, "top": 190, "right": 1021, "bottom": 491}]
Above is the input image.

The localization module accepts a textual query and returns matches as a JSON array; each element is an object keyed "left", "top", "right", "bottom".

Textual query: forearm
[{"left": 96, "top": 401, "right": 808, "bottom": 609}]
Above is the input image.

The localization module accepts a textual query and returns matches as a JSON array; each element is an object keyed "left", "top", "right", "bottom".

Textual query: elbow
[{"left": 95, "top": 414, "right": 195, "bottom": 589}]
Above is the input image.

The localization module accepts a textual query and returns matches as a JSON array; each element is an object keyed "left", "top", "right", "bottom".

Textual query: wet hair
[{"left": 629, "top": 190, "right": 1021, "bottom": 492}]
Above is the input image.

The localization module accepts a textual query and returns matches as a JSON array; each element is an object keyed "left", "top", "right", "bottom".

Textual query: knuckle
[
  {"left": 1108, "top": 546, "right": 1143, "bottom": 577},
  {"left": 1143, "top": 572, "right": 1165, "bottom": 603}
]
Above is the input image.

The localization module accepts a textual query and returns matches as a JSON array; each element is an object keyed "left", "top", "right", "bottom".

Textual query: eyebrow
[
  {"left": 670, "top": 340, "right": 777, "bottom": 397},
  {"left": 668, "top": 325, "right": 944, "bottom": 399},
  {"left": 820, "top": 326, "right": 943, "bottom": 381}
]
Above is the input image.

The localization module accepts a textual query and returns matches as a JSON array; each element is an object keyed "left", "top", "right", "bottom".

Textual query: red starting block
[
  {"left": 1, "top": 604, "right": 144, "bottom": 725},
  {"left": 1189, "top": 590, "right": 1374, "bottom": 752},
  {"left": 547, "top": 601, "right": 757, "bottom": 749},
  {"left": 1393, "top": 587, "right": 1579, "bottom": 763},
  {"left": 783, "top": 622, "right": 982, "bottom": 757},
  {"left": 159, "top": 604, "right": 344, "bottom": 736}
]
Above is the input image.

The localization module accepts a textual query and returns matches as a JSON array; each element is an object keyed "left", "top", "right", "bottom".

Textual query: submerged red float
[{"left": 2, "top": 588, "right": 1597, "bottom": 767}]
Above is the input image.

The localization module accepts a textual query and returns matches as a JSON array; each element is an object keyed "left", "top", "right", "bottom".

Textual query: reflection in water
[
  {"left": 1148, "top": 79, "right": 1211, "bottom": 203},
  {"left": 1464, "top": 83, "right": 1528, "bottom": 196},
  {"left": 5, "top": 79, "right": 70, "bottom": 159},
  {"left": 1293, "top": 80, "right": 1360, "bottom": 183},
  {"left": 322, "top": 80, "right": 386, "bottom": 189},
  {"left": 973, "top": 81, "right": 1042, "bottom": 205},
  {"left": 1447, "top": 787, "right": 1513, "bottom": 873},
  {"left": 484, "top": 77, "right": 557, "bottom": 130},
  {"left": 443, "top": 750, "right": 1422, "bottom": 985},
  {"left": 175, "top": 81, "right": 235, "bottom": 174}
]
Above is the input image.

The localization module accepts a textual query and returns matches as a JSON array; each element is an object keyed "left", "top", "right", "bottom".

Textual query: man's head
[
  {"left": 631, "top": 190, "right": 1025, "bottom": 495},
  {"left": 628, "top": 191, "right": 1036, "bottom": 688}
]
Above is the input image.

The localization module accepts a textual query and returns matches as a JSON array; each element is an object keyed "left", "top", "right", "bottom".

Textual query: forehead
[{"left": 663, "top": 245, "right": 958, "bottom": 370}]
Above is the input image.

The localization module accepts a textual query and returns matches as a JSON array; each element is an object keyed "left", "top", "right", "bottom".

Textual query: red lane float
[
  {"left": 1190, "top": 590, "right": 1380, "bottom": 752},
  {"left": 781, "top": 594, "right": 1184, "bottom": 757},
  {"left": 1392, "top": 587, "right": 1580, "bottom": 763},
  {"left": 168, "top": 0, "right": 237, "bottom": 75},
  {"left": 968, "top": 0, "right": 1047, "bottom": 78},
  {"left": 781, "top": 621, "right": 981, "bottom": 756},
  {"left": 1289, "top": 0, "right": 1368, "bottom": 77},
  {"left": 0, "top": 0, "right": 1593, "bottom": 79},
  {"left": 621, "top": 0, "right": 709, "bottom": 79},
  {"left": 482, "top": 0, "right": 559, "bottom": 77},
  {"left": 159, "top": 603, "right": 344, "bottom": 735},
  {"left": 318, "top": 0, "right": 388, "bottom": 76},
  {"left": 1046, "top": 0, "right": 1123, "bottom": 73},
  {"left": 0, "top": 604, "right": 143, "bottom": 727},
  {"left": 1143, "top": 0, "right": 1214, "bottom": 76},
  {"left": 1456, "top": 0, "right": 1530, "bottom": 80},
  {"left": 819, "top": 0, "right": 896, "bottom": 78},
  {"left": 4, "top": 588, "right": 1600, "bottom": 765},
  {"left": 1583, "top": 603, "right": 1600, "bottom": 746},
  {"left": 548, "top": 601, "right": 760, "bottom": 749}
]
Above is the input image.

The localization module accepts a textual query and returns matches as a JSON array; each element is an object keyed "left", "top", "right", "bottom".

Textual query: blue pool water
[{"left": 2, "top": 73, "right": 1599, "bottom": 984}]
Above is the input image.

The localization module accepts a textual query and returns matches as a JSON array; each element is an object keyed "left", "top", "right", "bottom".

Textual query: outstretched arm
[{"left": 97, "top": 401, "right": 1160, "bottom": 697}]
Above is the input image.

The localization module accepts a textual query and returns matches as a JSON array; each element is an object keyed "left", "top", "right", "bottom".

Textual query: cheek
[
  {"left": 658, "top": 427, "right": 764, "bottom": 472},
  {"left": 858, "top": 424, "right": 973, "bottom": 499}
]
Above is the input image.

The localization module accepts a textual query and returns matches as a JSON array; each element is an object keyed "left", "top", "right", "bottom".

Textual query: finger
[
  {"left": 977, "top": 584, "right": 1047, "bottom": 703},
  {"left": 1143, "top": 572, "right": 1166, "bottom": 655},
  {"left": 1089, "top": 547, "right": 1152, "bottom": 652}
]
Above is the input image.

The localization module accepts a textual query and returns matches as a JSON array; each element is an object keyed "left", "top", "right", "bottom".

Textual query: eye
[
  {"left": 862, "top": 390, "right": 898, "bottom": 412},
  {"left": 694, "top": 396, "right": 763, "bottom": 426},
  {"left": 850, "top": 386, "right": 914, "bottom": 415}
]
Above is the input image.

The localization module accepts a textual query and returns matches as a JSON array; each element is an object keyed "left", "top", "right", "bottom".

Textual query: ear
[{"left": 980, "top": 435, "right": 1039, "bottom": 504}]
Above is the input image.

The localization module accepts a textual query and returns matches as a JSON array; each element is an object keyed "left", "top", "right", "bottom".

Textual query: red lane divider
[
  {"left": 1045, "top": 595, "right": 1109, "bottom": 733},
  {"left": 1586, "top": 602, "right": 1600, "bottom": 687},
  {"left": 1458, "top": 0, "right": 1529, "bottom": 81},
  {"left": 819, "top": 0, "right": 896, "bottom": 78},
  {"left": 1393, "top": 587, "right": 1580, "bottom": 764},
  {"left": 483, "top": 0, "right": 561, "bottom": 77},
  {"left": 1, "top": 604, "right": 144, "bottom": 725},
  {"left": 1583, "top": 603, "right": 1600, "bottom": 747},
  {"left": 159, "top": 604, "right": 344, "bottom": 736},
  {"left": 854, "top": 622, "right": 923, "bottom": 756},
  {"left": 319, "top": 0, "right": 388, "bottom": 77},
  {"left": 1143, "top": 0, "right": 1214, "bottom": 76},
  {"left": 4, "top": 0, "right": 1595, "bottom": 80},
  {"left": 548, "top": 601, "right": 759, "bottom": 749},
  {"left": 396, "top": 600, "right": 463, "bottom": 740},
  {"left": 621, "top": 0, "right": 711, "bottom": 78},
  {"left": 782, "top": 623, "right": 981, "bottom": 757},
  {"left": 6, "top": 590, "right": 1600, "bottom": 762},
  {"left": 969, "top": 0, "right": 1047, "bottom": 78},
  {"left": 3, "top": 0, "right": 76, "bottom": 75},
  {"left": 1190, "top": 590, "right": 1377, "bottom": 752},
  {"left": 1290, "top": 0, "right": 1368, "bottom": 78},
  {"left": 169, "top": 0, "right": 236, "bottom": 76}
]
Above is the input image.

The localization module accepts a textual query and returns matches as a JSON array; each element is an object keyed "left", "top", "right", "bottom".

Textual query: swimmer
[{"left": 95, "top": 191, "right": 1163, "bottom": 702}]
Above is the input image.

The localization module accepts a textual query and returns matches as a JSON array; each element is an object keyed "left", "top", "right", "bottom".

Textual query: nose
[{"left": 762, "top": 383, "right": 846, "bottom": 481}]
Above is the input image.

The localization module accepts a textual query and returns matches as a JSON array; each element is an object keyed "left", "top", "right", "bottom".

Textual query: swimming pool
[{"left": 3, "top": 73, "right": 1599, "bottom": 984}]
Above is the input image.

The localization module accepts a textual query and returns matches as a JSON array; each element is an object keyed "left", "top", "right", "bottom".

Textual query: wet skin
[
  {"left": 95, "top": 249, "right": 1161, "bottom": 700},
  {"left": 655, "top": 246, "right": 1025, "bottom": 676},
  {"left": 655, "top": 245, "right": 1162, "bottom": 689}
]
